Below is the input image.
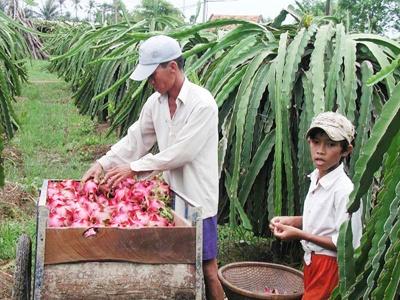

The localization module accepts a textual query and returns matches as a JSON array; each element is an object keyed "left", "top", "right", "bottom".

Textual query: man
[{"left": 82, "top": 35, "right": 224, "bottom": 300}]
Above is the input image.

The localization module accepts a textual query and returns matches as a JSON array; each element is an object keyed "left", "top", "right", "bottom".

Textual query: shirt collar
[
  {"left": 308, "top": 163, "right": 345, "bottom": 190},
  {"left": 157, "top": 77, "right": 190, "bottom": 104}
]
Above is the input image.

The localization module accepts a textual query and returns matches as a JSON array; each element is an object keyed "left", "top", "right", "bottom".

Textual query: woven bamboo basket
[{"left": 218, "top": 262, "right": 303, "bottom": 300}]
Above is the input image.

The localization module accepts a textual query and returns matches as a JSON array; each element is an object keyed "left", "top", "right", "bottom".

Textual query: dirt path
[{"left": 28, "top": 80, "right": 62, "bottom": 83}]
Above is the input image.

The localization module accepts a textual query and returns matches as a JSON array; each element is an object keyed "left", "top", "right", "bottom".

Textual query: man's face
[{"left": 148, "top": 62, "right": 175, "bottom": 94}]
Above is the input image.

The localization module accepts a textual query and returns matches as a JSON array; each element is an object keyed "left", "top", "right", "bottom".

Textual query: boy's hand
[
  {"left": 269, "top": 216, "right": 302, "bottom": 232},
  {"left": 269, "top": 216, "right": 294, "bottom": 231},
  {"left": 272, "top": 223, "right": 303, "bottom": 240}
]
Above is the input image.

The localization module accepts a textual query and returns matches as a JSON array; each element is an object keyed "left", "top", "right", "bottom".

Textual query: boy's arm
[
  {"left": 272, "top": 223, "right": 336, "bottom": 251},
  {"left": 300, "top": 230, "right": 336, "bottom": 251}
]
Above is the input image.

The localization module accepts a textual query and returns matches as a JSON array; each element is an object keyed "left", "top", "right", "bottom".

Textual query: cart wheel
[{"left": 12, "top": 234, "right": 32, "bottom": 300}]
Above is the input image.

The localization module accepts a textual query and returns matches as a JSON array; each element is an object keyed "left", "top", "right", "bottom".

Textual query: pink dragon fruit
[{"left": 46, "top": 177, "right": 174, "bottom": 228}]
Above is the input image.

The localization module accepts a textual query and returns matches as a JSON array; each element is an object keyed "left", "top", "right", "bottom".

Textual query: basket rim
[{"left": 217, "top": 261, "right": 304, "bottom": 299}]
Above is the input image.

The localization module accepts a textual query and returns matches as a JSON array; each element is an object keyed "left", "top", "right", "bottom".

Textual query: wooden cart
[{"left": 13, "top": 179, "right": 203, "bottom": 299}]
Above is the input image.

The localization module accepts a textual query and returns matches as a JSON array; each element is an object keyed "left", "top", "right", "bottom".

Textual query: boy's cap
[
  {"left": 306, "top": 111, "right": 355, "bottom": 144},
  {"left": 130, "top": 35, "right": 182, "bottom": 81}
]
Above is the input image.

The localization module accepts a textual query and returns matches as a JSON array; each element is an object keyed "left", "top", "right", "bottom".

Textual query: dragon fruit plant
[{"left": 46, "top": 177, "right": 175, "bottom": 228}]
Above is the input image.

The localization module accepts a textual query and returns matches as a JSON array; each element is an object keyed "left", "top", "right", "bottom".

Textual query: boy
[{"left": 269, "top": 111, "right": 362, "bottom": 299}]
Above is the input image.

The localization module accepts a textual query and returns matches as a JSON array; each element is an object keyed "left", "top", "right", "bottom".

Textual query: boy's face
[{"left": 308, "top": 131, "right": 352, "bottom": 177}]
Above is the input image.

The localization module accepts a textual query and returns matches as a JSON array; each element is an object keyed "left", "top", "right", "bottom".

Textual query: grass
[
  {"left": 0, "top": 59, "right": 117, "bottom": 262},
  {"left": 0, "top": 220, "right": 36, "bottom": 260}
]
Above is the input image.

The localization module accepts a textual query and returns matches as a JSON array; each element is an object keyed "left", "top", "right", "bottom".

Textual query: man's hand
[
  {"left": 272, "top": 223, "right": 303, "bottom": 241},
  {"left": 81, "top": 162, "right": 104, "bottom": 184},
  {"left": 103, "top": 165, "right": 136, "bottom": 188}
]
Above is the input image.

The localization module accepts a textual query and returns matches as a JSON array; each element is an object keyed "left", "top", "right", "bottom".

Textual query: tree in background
[
  {"left": 38, "top": 0, "right": 58, "bottom": 20},
  {"left": 132, "top": 0, "right": 184, "bottom": 23},
  {"left": 189, "top": 0, "right": 201, "bottom": 24},
  {"left": 95, "top": 3, "right": 113, "bottom": 24},
  {"left": 57, "top": 0, "right": 66, "bottom": 16},
  {"left": 0, "top": 0, "right": 6, "bottom": 11},
  {"left": 338, "top": 0, "right": 399, "bottom": 35},
  {"left": 297, "top": 0, "right": 327, "bottom": 15},
  {"left": 86, "top": 0, "right": 96, "bottom": 22},
  {"left": 111, "top": 0, "right": 126, "bottom": 24},
  {"left": 72, "top": 0, "right": 81, "bottom": 20},
  {"left": 297, "top": 0, "right": 399, "bottom": 36}
]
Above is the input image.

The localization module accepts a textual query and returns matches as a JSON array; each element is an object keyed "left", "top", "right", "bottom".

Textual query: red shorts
[{"left": 302, "top": 253, "right": 338, "bottom": 300}]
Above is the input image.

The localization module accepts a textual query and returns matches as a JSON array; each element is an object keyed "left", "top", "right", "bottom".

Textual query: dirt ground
[
  {"left": 0, "top": 182, "right": 36, "bottom": 221},
  {"left": 0, "top": 270, "right": 13, "bottom": 300}
]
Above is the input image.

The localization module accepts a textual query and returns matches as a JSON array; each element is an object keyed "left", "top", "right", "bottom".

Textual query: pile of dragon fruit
[{"left": 46, "top": 178, "right": 175, "bottom": 228}]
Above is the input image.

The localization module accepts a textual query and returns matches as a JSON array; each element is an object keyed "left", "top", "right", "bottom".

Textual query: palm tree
[
  {"left": 0, "top": 0, "right": 7, "bottom": 12},
  {"left": 87, "top": 0, "right": 96, "bottom": 22},
  {"left": 39, "top": 0, "right": 58, "bottom": 20},
  {"left": 72, "top": 0, "right": 81, "bottom": 20},
  {"left": 99, "top": 3, "right": 113, "bottom": 24},
  {"left": 58, "top": 0, "right": 66, "bottom": 16},
  {"left": 132, "top": 0, "right": 184, "bottom": 24},
  {"left": 23, "top": 6, "right": 36, "bottom": 18}
]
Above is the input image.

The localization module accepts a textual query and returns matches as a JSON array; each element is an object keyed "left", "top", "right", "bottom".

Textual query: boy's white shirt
[
  {"left": 97, "top": 79, "right": 219, "bottom": 219},
  {"left": 301, "top": 163, "right": 362, "bottom": 265}
]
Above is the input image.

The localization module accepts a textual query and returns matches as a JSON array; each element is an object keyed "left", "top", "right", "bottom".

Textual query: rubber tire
[{"left": 12, "top": 234, "right": 32, "bottom": 300}]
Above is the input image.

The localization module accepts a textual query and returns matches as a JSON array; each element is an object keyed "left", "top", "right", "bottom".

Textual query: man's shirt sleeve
[
  {"left": 130, "top": 105, "right": 217, "bottom": 172},
  {"left": 97, "top": 100, "right": 157, "bottom": 170}
]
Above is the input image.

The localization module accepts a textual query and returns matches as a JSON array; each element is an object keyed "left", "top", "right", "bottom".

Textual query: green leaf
[
  {"left": 350, "top": 61, "right": 373, "bottom": 176},
  {"left": 364, "top": 178, "right": 400, "bottom": 298},
  {"left": 297, "top": 73, "right": 314, "bottom": 207},
  {"left": 310, "top": 24, "right": 334, "bottom": 115},
  {"left": 218, "top": 111, "right": 232, "bottom": 179},
  {"left": 325, "top": 24, "right": 345, "bottom": 111},
  {"left": 337, "top": 219, "right": 355, "bottom": 295},
  {"left": 214, "top": 66, "right": 246, "bottom": 107},
  {"left": 280, "top": 27, "right": 313, "bottom": 216},
  {"left": 366, "top": 55, "right": 400, "bottom": 86},
  {"left": 238, "top": 130, "right": 275, "bottom": 206},
  {"left": 241, "top": 63, "right": 270, "bottom": 173},
  {"left": 351, "top": 34, "right": 400, "bottom": 56},
  {"left": 206, "top": 35, "right": 258, "bottom": 92},
  {"left": 273, "top": 32, "right": 288, "bottom": 216},
  {"left": 348, "top": 83, "right": 400, "bottom": 212},
  {"left": 229, "top": 51, "right": 270, "bottom": 221},
  {"left": 358, "top": 41, "right": 396, "bottom": 96},
  {"left": 224, "top": 169, "right": 252, "bottom": 230},
  {"left": 185, "top": 25, "right": 264, "bottom": 75},
  {"left": 343, "top": 37, "right": 357, "bottom": 123}
]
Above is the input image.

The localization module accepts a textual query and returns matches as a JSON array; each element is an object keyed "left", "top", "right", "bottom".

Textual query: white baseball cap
[
  {"left": 306, "top": 111, "right": 355, "bottom": 144},
  {"left": 130, "top": 35, "right": 182, "bottom": 81}
]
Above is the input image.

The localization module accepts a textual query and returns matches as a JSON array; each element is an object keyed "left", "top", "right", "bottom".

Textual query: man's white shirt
[{"left": 98, "top": 79, "right": 219, "bottom": 219}]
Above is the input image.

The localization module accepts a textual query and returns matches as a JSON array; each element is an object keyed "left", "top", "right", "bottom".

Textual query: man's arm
[
  {"left": 97, "top": 99, "right": 157, "bottom": 170},
  {"left": 82, "top": 99, "right": 156, "bottom": 183},
  {"left": 130, "top": 104, "right": 217, "bottom": 172}
]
